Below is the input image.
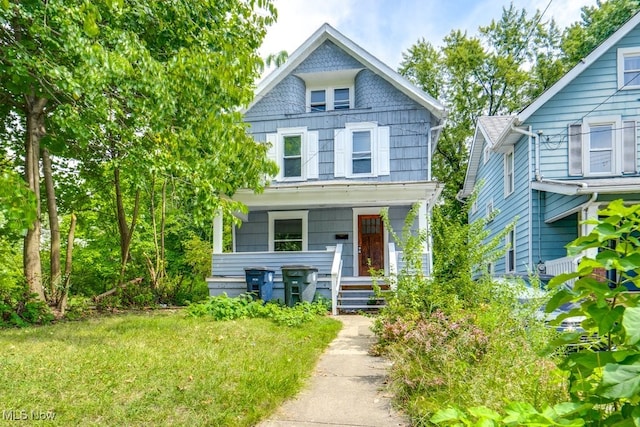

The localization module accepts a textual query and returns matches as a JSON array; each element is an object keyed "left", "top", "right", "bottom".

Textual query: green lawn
[{"left": 0, "top": 311, "right": 341, "bottom": 426}]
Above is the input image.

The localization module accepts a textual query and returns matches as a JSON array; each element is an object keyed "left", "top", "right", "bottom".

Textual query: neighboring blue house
[
  {"left": 207, "top": 24, "right": 446, "bottom": 313},
  {"left": 460, "top": 13, "right": 640, "bottom": 277}
]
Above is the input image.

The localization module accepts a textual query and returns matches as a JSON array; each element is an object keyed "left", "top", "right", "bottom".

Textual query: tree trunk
[
  {"left": 159, "top": 179, "right": 167, "bottom": 281},
  {"left": 23, "top": 95, "right": 47, "bottom": 301},
  {"left": 58, "top": 213, "right": 77, "bottom": 315},
  {"left": 114, "top": 167, "right": 140, "bottom": 284},
  {"left": 42, "top": 147, "right": 61, "bottom": 304}
]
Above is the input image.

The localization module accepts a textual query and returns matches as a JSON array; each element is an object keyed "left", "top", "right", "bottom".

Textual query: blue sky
[{"left": 259, "top": 0, "right": 598, "bottom": 71}]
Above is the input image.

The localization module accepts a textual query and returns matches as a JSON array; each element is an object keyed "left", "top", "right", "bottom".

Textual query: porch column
[
  {"left": 418, "top": 200, "right": 432, "bottom": 274},
  {"left": 213, "top": 209, "right": 223, "bottom": 254},
  {"left": 581, "top": 203, "right": 599, "bottom": 258}
]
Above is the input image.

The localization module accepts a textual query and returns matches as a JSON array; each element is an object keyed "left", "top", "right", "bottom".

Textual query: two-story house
[
  {"left": 460, "top": 12, "right": 640, "bottom": 278},
  {"left": 207, "top": 24, "right": 446, "bottom": 313}
]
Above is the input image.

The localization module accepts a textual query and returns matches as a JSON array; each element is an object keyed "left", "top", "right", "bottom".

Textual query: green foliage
[
  {"left": 562, "top": 0, "right": 640, "bottom": 67},
  {"left": 399, "top": 5, "right": 565, "bottom": 207},
  {"left": 186, "top": 293, "right": 329, "bottom": 327},
  {"left": 372, "top": 204, "right": 563, "bottom": 425},
  {"left": 432, "top": 200, "right": 640, "bottom": 426}
]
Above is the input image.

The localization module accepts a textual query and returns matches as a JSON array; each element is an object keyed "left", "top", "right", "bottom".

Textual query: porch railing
[
  {"left": 331, "top": 244, "right": 343, "bottom": 316},
  {"left": 545, "top": 255, "right": 581, "bottom": 285}
]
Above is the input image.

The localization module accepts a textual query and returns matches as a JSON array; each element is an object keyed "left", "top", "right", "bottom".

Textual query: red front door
[{"left": 358, "top": 215, "right": 384, "bottom": 276}]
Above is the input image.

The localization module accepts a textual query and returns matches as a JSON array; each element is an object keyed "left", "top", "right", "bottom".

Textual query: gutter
[{"left": 510, "top": 125, "right": 541, "bottom": 181}]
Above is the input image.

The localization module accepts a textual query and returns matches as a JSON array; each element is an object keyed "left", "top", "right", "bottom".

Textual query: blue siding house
[
  {"left": 461, "top": 13, "right": 640, "bottom": 277},
  {"left": 207, "top": 24, "right": 446, "bottom": 313}
]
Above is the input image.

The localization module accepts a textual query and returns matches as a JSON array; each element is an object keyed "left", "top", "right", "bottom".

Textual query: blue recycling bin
[
  {"left": 281, "top": 265, "right": 318, "bottom": 307},
  {"left": 244, "top": 267, "right": 275, "bottom": 301}
]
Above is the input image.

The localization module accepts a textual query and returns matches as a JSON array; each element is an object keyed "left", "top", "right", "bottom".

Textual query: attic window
[
  {"left": 617, "top": 47, "right": 640, "bottom": 89},
  {"left": 310, "top": 90, "right": 326, "bottom": 112},
  {"left": 307, "top": 87, "right": 352, "bottom": 112}
]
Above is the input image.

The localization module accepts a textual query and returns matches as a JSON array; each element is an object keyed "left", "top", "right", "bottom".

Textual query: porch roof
[
  {"left": 532, "top": 177, "right": 640, "bottom": 196},
  {"left": 233, "top": 180, "right": 442, "bottom": 210}
]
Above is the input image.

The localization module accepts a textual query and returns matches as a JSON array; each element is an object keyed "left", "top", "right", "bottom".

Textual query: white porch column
[
  {"left": 581, "top": 203, "right": 599, "bottom": 259},
  {"left": 418, "top": 200, "right": 432, "bottom": 274},
  {"left": 213, "top": 210, "right": 223, "bottom": 254}
]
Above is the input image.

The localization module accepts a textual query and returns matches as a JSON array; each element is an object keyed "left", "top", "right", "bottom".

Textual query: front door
[{"left": 358, "top": 215, "right": 384, "bottom": 276}]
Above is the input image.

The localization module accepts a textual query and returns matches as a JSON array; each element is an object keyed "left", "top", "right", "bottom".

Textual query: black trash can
[
  {"left": 281, "top": 265, "right": 318, "bottom": 307},
  {"left": 244, "top": 267, "right": 275, "bottom": 301}
]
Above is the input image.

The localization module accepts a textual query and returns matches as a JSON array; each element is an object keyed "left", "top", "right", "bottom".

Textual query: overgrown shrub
[
  {"left": 373, "top": 202, "right": 565, "bottom": 424},
  {"left": 432, "top": 200, "right": 640, "bottom": 426},
  {"left": 186, "top": 293, "right": 329, "bottom": 327}
]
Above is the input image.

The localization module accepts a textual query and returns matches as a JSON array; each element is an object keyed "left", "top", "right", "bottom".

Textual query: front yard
[{"left": 0, "top": 311, "right": 341, "bottom": 426}]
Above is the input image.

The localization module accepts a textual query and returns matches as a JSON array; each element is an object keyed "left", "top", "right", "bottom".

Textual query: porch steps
[{"left": 336, "top": 281, "right": 390, "bottom": 313}]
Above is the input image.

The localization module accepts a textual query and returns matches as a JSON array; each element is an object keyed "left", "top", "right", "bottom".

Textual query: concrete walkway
[{"left": 258, "top": 315, "right": 408, "bottom": 427}]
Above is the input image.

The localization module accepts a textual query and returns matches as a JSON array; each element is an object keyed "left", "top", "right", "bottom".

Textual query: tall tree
[
  {"left": 1, "top": 0, "right": 278, "bottom": 299},
  {"left": 562, "top": 0, "right": 640, "bottom": 66},
  {"left": 399, "top": 4, "right": 565, "bottom": 213}
]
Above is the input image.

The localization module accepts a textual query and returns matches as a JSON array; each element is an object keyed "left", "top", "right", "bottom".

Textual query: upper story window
[
  {"left": 483, "top": 143, "right": 490, "bottom": 164},
  {"left": 618, "top": 47, "right": 640, "bottom": 89},
  {"left": 504, "top": 149, "right": 514, "bottom": 197},
  {"left": 568, "top": 116, "right": 637, "bottom": 177},
  {"left": 308, "top": 87, "right": 352, "bottom": 112},
  {"left": 283, "top": 135, "right": 302, "bottom": 178},
  {"left": 334, "top": 122, "right": 390, "bottom": 178},
  {"left": 266, "top": 127, "right": 319, "bottom": 182},
  {"left": 352, "top": 130, "right": 372, "bottom": 174}
]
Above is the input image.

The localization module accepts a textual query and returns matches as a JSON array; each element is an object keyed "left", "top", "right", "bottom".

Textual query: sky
[{"left": 259, "top": 0, "right": 599, "bottom": 72}]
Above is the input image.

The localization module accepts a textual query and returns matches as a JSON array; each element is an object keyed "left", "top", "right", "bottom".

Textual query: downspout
[{"left": 510, "top": 125, "right": 539, "bottom": 270}]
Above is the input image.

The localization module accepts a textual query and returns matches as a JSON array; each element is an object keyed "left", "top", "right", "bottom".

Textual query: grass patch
[{"left": 0, "top": 311, "right": 341, "bottom": 426}]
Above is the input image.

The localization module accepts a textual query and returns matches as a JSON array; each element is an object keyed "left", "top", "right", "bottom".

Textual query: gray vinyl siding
[
  {"left": 234, "top": 205, "right": 414, "bottom": 277},
  {"left": 244, "top": 40, "right": 434, "bottom": 183}
]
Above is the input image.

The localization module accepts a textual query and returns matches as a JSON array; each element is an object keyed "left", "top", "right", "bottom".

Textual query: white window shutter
[
  {"left": 266, "top": 133, "right": 281, "bottom": 181},
  {"left": 623, "top": 121, "right": 637, "bottom": 174},
  {"left": 334, "top": 129, "right": 346, "bottom": 177},
  {"left": 306, "top": 131, "right": 319, "bottom": 179},
  {"left": 568, "top": 124, "right": 583, "bottom": 176},
  {"left": 377, "top": 126, "right": 391, "bottom": 176}
]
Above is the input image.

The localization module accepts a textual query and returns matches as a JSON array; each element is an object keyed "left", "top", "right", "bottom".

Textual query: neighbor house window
[
  {"left": 506, "top": 228, "right": 515, "bottom": 272},
  {"left": 266, "top": 127, "right": 319, "bottom": 182},
  {"left": 486, "top": 198, "right": 494, "bottom": 221},
  {"left": 483, "top": 144, "right": 491, "bottom": 164},
  {"left": 334, "top": 122, "right": 390, "bottom": 178},
  {"left": 308, "top": 86, "right": 352, "bottom": 112},
  {"left": 568, "top": 117, "right": 637, "bottom": 177},
  {"left": 283, "top": 135, "right": 302, "bottom": 178},
  {"left": 504, "top": 149, "right": 514, "bottom": 197},
  {"left": 268, "top": 211, "right": 308, "bottom": 252},
  {"left": 618, "top": 47, "right": 640, "bottom": 89}
]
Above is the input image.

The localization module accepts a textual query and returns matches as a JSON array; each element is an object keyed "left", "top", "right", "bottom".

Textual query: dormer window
[
  {"left": 308, "top": 87, "right": 352, "bottom": 112},
  {"left": 310, "top": 90, "right": 326, "bottom": 112}
]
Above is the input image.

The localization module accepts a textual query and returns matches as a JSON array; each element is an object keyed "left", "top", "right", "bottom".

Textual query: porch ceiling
[{"left": 233, "top": 180, "right": 442, "bottom": 210}]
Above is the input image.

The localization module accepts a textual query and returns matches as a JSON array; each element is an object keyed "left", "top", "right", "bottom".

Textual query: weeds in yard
[
  {"left": 186, "top": 293, "right": 330, "bottom": 326},
  {"left": 373, "top": 203, "right": 566, "bottom": 425}
]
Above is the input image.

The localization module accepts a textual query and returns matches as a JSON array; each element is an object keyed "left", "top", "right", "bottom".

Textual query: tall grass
[{"left": 0, "top": 311, "right": 341, "bottom": 426}]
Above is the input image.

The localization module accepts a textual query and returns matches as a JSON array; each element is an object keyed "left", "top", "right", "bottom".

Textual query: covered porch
[{"left": 209, "top": 181, "right": 441, "bottom": 314}]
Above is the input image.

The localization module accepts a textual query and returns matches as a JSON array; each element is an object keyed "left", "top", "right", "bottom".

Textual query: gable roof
[
  {"left": 460, "top": 116, "right": 517, "bottom": 197},
  {"left": 247, "top": 23, "right": 446, "bottom": 119},
  {"left": 519, "top": 11, "right": 640, "bottom": 122},
  {"left": 460, "top": 11, "right": 640, "bottom": 198}
]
